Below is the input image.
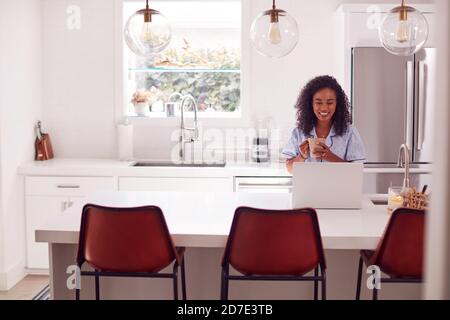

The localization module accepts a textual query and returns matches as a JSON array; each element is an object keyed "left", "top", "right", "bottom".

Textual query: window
[{"left": 123, "top": 1, "right": 241, "bottom": 117}]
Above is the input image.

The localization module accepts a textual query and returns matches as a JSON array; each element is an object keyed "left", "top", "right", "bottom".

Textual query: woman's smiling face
[{"left": 313, "top": 88, "right": 337, "bottom": 123}]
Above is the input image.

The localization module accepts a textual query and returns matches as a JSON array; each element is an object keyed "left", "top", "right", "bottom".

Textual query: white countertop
[
  {"left": 19, "top": 158, "right": 290, "bottom": 177},
  {"left": 18, "top": 158, "right": 432, "bottom": 177},
  {"left": 35, "top": 191, "right": 391, "bottom": 250}
]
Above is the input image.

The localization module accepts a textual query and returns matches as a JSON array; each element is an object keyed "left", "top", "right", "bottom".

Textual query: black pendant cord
[
  {"left": 272, "top": 0, "right": 276, "bottom": 10},
  {"left": 146, "top": 0, "right": 149, "bottom": 10}
]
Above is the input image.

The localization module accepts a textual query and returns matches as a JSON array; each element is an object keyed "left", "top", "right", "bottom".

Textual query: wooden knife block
[{"left": 35, "top": 134, "right": 54, "bottom": 161}]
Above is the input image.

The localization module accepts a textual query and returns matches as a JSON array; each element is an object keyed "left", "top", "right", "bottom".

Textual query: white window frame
[{"left": 114, "top": 0, "right": 251, "bottom": 127}]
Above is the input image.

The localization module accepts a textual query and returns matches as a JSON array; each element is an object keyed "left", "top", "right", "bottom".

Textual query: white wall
[
  {"left": 42, "top": 0, "right": 116, "bottom": 159},
  {"left": 41, "top": 0, "right": 434, "bottom": 160},
  {"left": 0, "top": 0, "right": 43, "bottom": 290}
]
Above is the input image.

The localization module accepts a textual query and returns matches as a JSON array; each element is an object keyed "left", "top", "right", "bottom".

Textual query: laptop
[{"left": 292, "top": 162, "right": 364, "bottom": 209}]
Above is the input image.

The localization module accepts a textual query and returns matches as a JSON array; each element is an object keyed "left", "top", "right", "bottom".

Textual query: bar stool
[
  {"left": 221, "top": 207, "right": 326, "bottom": 300},
  {"left": 75, "top": 204, "right": 186, "bottom": 300},
  {"left": 356, "top": 207, "right": 425, "bottom": 300}
]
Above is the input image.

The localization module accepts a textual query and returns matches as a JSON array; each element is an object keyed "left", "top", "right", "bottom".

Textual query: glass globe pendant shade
[
  {"left": 378, "top": 3, "right": 429, "bottom": 56},
  {"left": 124, "top": 4, "right": 171, "bottom": 57},
  {"left": 250, "top": 5, "right": 299, "bottom": 58}
]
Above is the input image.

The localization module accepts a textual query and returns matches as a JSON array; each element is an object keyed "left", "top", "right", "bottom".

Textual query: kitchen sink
[
  {"left": 131, "top": 161, "right": 226, "bottom": 168},
  {"left": 371, "top": 199, "right": 388, "bottom": 206}
]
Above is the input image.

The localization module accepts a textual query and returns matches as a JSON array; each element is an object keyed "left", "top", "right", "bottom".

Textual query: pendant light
[
  {"left": 250, "top": 0, "right": 299, "bottom": 58},
  {"left": 378, "top": 0, "right": 429, "bottom": 56},
  {"left": 124, "top": 0, "right": 172, "bottom": 57}
]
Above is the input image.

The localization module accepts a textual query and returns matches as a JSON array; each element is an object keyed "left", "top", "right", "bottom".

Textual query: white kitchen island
[{"left": 36, "top": 191, "right": 422, "bottom": 300}]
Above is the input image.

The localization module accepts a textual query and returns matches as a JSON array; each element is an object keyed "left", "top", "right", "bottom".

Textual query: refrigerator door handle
[
  {"left": 417, "top": 61, "right": 426, "bottom": 151},
  {"left": 406, "top": 61, "right": 414, "bottom": 150}
]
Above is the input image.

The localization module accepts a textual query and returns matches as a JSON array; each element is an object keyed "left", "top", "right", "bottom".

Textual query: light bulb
[
  {"left": 395, "top": 19, "right": 412, "bottom": 43},
  {"left": 140, "top": 22, "right": 155, "bottom": 45},
  {"left": 268, "top": 22, "right": 281, "bottom": 44}
]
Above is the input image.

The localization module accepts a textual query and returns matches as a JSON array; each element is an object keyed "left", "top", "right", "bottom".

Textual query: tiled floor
[{"left": 0, "top": 275, "right": 49, "bottom": 300}]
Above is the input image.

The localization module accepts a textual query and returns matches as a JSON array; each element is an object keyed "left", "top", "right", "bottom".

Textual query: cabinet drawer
[
  {"left": 25, "top": 176, "right": 115, "bottom": 196},
  {"left": 234, "top": 177, "right": 292, "bottom": 193}
]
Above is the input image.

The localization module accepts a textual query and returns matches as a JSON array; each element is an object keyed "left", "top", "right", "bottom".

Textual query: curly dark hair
[{"left": 295, "top": 75, "right": 351, "bottom": 137}]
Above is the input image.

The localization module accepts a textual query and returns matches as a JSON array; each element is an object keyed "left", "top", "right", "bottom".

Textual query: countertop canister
[{"left": 117, "top": 119, "right": 134, "bottom": 161}]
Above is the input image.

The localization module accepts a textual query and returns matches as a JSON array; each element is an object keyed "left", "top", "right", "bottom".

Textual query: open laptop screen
[{"left": 292, "top": 163, "right": 363, "bottom": 209}]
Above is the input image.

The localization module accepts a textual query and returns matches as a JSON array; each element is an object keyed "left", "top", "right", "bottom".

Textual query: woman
[{"left": 282, "top": 75, "right": 366, "bottom": 173}]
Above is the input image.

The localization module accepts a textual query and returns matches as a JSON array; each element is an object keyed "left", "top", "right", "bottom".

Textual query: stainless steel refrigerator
[
  {"left": 352, "top": 47, "right": 436, "bottom": 164},
  {"left": 351, "top": 47, "right": 435, "bottom": 193}
]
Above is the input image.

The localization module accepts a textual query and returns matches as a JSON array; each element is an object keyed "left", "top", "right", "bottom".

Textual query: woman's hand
[
  {"left": 314, "top": 142, "right": 346, "bottom": 162},
  {"left": 299, "top": 140, "right": 310, "bottom": 160},
  {"left": 286, "top": 140, "right": 310, "bottom": 173}
]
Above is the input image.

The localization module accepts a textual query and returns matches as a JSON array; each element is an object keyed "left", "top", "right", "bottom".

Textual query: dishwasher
[{"left": 234, "top": 177, "right": 292, "bottom": 193}]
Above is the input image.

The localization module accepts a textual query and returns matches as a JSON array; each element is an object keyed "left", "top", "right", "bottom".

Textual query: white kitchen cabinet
[
  {"left": 25, "top": 176, "right": 115, "bottom": 270},
  {"left": 119, "top": 177, "right": 233, "bottom": 192},
  {"left": 25, "top": 196, "right": 82, "bottom": 269},
  {"left": 25, "top": 176, "right": 116, "bottom": 197}
]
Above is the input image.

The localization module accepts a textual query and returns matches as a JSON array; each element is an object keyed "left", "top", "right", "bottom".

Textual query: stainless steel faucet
[
  {"left": 179, "top": 94, "right": 199, "bottom": 162},
  {"left": 168, "top": 92, "right": 183, "bottom": 103},
  {"left": 397, "top": 144, "right": 410, "bottom": 189}
]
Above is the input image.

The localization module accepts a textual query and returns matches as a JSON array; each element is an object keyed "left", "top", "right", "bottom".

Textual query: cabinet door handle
[
  {"left": 417, "top": 61, "right": 426, "bottom": 151},
  {"left": 57, "top": 185, "right": 80, "bottom": 189},
  {"left": 406, "top": 60, "right": 414, "bottom": 150},
  {"left": 61, "top": 201, "right": 67, "bottom": 211}
]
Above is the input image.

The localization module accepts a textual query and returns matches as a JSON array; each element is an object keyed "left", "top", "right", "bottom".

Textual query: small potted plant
[{"left": 131, "top": 88, "right": 156, "bottom": 116}]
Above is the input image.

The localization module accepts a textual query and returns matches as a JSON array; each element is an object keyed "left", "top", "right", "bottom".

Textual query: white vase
[{"left": 134, "top": 102, "right": 149, "bottom": 116}]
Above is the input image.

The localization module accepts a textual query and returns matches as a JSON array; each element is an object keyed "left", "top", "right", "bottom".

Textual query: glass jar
[{"left": 387, "top": 186, "right": 405, "bottom": 214}]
